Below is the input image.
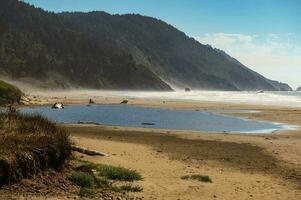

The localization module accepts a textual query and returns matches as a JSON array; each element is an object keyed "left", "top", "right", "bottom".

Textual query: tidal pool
[{"left": 19, "top": 105, "right": 296, "bottom": 134}]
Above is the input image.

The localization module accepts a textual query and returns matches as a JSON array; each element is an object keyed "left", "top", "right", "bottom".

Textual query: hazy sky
[{"left": 24, "top": 0, "right": 301, "bottom": 89}]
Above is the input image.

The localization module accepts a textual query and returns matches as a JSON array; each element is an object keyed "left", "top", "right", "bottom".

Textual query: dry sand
[{"left": 19, "top": 91, "right": 301, "bottom": 199}]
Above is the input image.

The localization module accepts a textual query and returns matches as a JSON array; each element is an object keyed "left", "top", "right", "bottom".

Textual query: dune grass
[
  {"left": 69, "top": 159, "right": 143, "bottom": 197},
  {"left": 111, "top": 184, "right": 143, "bottom": 192},
  {"left": 0, "top": 112, "right": 71, "bottom": 185},
  {"left": 77, "top": 159, "right": 142, "bottom": 182},
  {"left": 97, "top": 164, "right": 142, "bottom": 182},
  {"left": 95, "top": 176, "right": 110, "bottom": 188},
  {"left": 68, "top": 172, "right": 94, "bottom": 188},
  {"left": 0, "top": 80, "right": 22, "bottom": 106},
  {"left": 181, "top": 174, "right": 212, "bottom": 183}
]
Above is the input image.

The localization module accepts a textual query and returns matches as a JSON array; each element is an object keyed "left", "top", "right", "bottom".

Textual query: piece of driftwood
[{"left": 72, "top": 145, "right": 108, "bottom": 156}]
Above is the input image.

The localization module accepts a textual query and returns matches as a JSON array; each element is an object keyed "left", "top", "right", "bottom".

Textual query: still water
[{"left": 19, "top": 105, "right": 296, "bottom": 134}]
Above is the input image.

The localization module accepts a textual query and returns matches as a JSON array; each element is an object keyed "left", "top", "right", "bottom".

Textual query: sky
[{"left": 24, "top": 0, "right": 301, "bottom": 89}]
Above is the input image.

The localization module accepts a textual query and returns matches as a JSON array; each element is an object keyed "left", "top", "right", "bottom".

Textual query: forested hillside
[
  {"left": 61, "top": 12, "right": 291, "bottom": 91},
  {"left": 0, "top": 0, "right": 291, "bottom": 91},
  {"left": 0, "top": 0, "right": 171, "bottom": 90}
]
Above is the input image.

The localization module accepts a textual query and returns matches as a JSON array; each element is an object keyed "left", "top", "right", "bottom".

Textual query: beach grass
[
  {"left": 181, "top": 174, "right": 212, "bottom": 183},
  {"left": 71, "top": 159, "right": 143, "bottom": 196},
  {"left": 77, "top": 159, "right": 142, "bottom": 181},
  {"left": 0, "top": 80, "right": 22, "bottom": 106},
  {"left": 112, "top": 184, "right": 143, "bottom": 192},
  {"left": 0, "top": 112, "right": 71, "bottom": 185},
  {"left": 68, "top": 171, "right": 94, "bottom": 188}
]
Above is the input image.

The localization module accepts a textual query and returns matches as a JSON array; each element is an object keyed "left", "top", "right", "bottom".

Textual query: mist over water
[
  {"left": 28, "top": 89, "right": 301, "bottom": 107},
  {"left": 96, "top": 90, "right": 301, "bottom": 107}
]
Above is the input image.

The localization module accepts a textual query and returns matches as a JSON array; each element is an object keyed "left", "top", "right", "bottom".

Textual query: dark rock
[
  {"left": 141, "top": 122, "right": 155, "bottom": 126},
  {"left": 185, "top": 88, "right": 191, "bottom": 92},
  {"left": 120, "top": 100, "right": 128, "bottom": 104},
  {"left": 77, "top": 121, "right": 100, "bottom": 125},
  {"left": 297, "top": 87, "right": 301, "bottom": 91},
  {"left": 51, "top": 103, "right": 64, "bottom": 109},
  {"left": 89, "top": 99, "right": 95, "bottom": 104}
]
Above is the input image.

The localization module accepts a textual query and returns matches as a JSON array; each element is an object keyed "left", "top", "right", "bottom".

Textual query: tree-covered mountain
[
  {"left": 0, "top": 0, "right": 171, "bottom": 90},
  {"left": 61, "top": 12, "right": 291, "bottom": 91},
  {"left": 0, "top": 0, "right": 292, "bottom": 91}
]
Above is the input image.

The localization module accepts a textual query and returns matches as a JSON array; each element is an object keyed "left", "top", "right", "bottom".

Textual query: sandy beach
[{"left": 20, "top": 91, "right": 301, "bottom": 199}]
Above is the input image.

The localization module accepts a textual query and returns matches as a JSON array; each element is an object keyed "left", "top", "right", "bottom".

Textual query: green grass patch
[
  {"left": 95, "top": 176, "right": 110, "bottom": 188},
  {"left": 78, "top": 159, "right": 142, "bottom": 182},
  {"left": 181, "top": 174, "right": 212, "bottom": 183},
  {"left": 97, "top": 164, "right": 142, "bottom": 182},
  {"left": 71, "top": 159, "right": 143, "bottom": 195},
  {"left": 68, "top": 172, "right": 94, "bottom": 188}
]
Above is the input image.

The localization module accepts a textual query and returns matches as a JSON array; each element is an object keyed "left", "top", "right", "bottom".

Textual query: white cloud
[
  {"left": 198, "top": 33, "right": 255, "bottom": 46},
  {"left": 195, "top": 33, "right": 301, "bottom": 89}
]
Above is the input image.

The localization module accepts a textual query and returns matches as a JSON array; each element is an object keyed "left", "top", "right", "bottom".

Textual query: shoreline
[
  {"left": 19, "top": 92, "right": 301, "bottom": 199},
  {"left": 21, "top": 89, "right": 301, "bottom": 110},
  {"left": 21, "top": 92, "right": 301, "bottom": 136}
]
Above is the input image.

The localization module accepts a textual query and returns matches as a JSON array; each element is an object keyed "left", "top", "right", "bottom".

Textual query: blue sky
[{"left": 24, "top": 0, "right": 301, "bottom": 89}]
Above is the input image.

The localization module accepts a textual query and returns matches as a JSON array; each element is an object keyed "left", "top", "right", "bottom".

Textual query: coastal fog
[{"left": 23, "top": 89, "right": 301, "bottom": 108}]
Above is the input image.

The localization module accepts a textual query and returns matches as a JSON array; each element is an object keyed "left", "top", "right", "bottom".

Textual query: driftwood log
[{"left": 72, "top": 145, "right": 108, "bottom": 156}]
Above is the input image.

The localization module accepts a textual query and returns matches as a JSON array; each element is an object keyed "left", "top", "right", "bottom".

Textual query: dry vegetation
[
  {"left": 0, "top": 112, "right": 72, "bottom": 186},
  {"left": 0, "top": 112, "right": 143, "bottom": 199}
]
